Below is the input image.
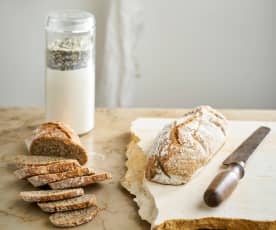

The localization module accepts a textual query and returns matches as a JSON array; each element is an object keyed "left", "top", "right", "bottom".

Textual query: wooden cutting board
[{"left": 121, "top": 118, "right": 276, "bottom": 230}]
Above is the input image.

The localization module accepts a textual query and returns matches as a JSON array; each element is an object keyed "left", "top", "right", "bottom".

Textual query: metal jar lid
[{"left": 46, "top": 9, "right": 95, "bottom": 33}]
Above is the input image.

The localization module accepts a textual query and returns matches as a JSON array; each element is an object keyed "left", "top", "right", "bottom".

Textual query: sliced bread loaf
[
  {"left": 13, "top": 155, "right": 69, "bottom": 168},
  {"left": 14, "top": 160, "right": 80, "bottom": 179},
  {"left": 49, "top": 172, "right": 112, "bottom": 189},
  {"left": 20, "top": 188, "right": 84, "bottom": 202},
  {"left": 25, "top": 122, "right": 88, "bottom": 165},
  {"left": 28, "top": 167, "right": 95, "bottom": 187},
  {"left": 38, "top": 194, "right": 97, "bottom": 212},
  {"left": 49, "top": 206, "right": 99, "bottom": 227}
]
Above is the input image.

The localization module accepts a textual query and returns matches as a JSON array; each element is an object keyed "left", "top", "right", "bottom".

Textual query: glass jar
[{"left": 45, "top": 10, "right": 95, "bottom": 135}]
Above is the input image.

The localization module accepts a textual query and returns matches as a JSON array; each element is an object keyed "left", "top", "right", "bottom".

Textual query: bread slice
[
  {"left": 25, "top": 122, "right": 88, "bottom": 165},
  {"left": 13, "top": 155, "right": 69, "bottom": 168},
  {"left": 28, "top": 167, "right": 95, "bottom": 187},
  {"left": 49, "top": 172, "right": 112, "bottom": 189},
  {"left": 49, "top": 206, "right": 99, "bottom": 227},
  {"left": 20, "top": 188, "right": 84, "bottom": 202},
  {"left": 14, "top": 160, "right": 80, "bottom": 179},
  {"left": 38, "top": 194, "right": 97, "bottom": 212}
]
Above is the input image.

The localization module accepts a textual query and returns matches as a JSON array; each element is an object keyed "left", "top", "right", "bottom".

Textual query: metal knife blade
[
  {"left": 203, "top": 126, "right": 271, "bottom": 207},
  {"left": 223, "top": 126, "right": 271, "bottom": 165}
]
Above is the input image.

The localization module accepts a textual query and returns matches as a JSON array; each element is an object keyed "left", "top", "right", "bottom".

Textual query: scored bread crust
[
  {"left": 28, "top": 167, "right": 95, "bottom": 187},
  {"left": 25, "top": 122, "right": 88, "bottom": 165},
  {"left": 145, "top": 106, "right": 228, "bottom": 185},
  {"left": 14, "top": 160, "right": 80, "bottom": 179},
  {"left": 20, "top": 188, "right": 84, "bottom": 202},
  {"left": 38, "top": 194, "right": 97, "bottom": 213},
  {"left": 49, "top": 206, "right": 99, "bottom": 227},
  {"left": 49, "top": 172, "right": 112, "bottom": 189}
]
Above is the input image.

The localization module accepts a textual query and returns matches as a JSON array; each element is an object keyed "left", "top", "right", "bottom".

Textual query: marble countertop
[{"left": 0, "top": 108, "right": 276, "bottom": 230}]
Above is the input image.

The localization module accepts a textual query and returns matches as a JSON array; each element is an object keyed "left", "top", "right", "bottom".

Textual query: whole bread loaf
[
  {"left": 25, "top": 122, "right": 88, "bottom": 165},
  {"left": 145, "top": 106, "right": 227, "bottom": 185}
]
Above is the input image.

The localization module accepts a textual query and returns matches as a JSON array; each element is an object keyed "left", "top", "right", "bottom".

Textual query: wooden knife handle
[{"left": 203, "top": 163, "right": 245, "bottom": 207}]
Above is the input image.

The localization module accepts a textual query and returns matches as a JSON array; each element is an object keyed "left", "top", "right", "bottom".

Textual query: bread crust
[
  {"left": 38, "top": 194, "right": 97, "bottom": 212},
  {"left": 25, "top": 122, "right": 88, "bottom": 165},
  {"left": 145, "top": 106, "right": 227, "bottom": 185},
  {"left": 49, "top": 172, "right": 112, "bottom": 189},
  {"left": 20, "top": 188, "right": 84, "bottom": 202}
]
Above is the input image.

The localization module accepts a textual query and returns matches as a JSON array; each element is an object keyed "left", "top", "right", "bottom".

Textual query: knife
[{"left": 203, "top": 126, "right": 270, "bottom": 207}]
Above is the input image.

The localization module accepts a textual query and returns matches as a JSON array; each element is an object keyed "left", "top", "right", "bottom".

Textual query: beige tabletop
[{"left": 0, "top": 108, "right": 276, "bottom": 230}]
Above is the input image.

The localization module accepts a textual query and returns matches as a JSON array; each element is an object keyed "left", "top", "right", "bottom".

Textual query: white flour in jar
[{"left": 46, "top": 37, "right": 95, "bottom": 134}]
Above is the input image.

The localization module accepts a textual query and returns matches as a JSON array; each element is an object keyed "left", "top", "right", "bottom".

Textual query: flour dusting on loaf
[{"left": 145, "top": 106, "right": 227, "bottom": 185}]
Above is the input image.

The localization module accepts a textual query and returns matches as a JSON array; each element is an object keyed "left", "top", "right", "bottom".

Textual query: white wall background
[
  {"left": 0, "top": 0, "right": 110, "bottom": 107},
  {"left": 0, "top": 0, "right": 275, "bottom": 109}
]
